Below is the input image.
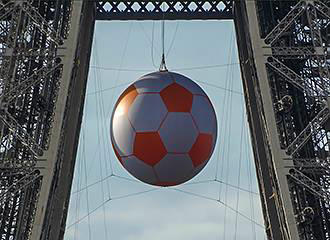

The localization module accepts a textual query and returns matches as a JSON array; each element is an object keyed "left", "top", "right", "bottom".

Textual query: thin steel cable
[
  {"left": 74, "top": 132, "right": 84, "bottom": 240},
  {"left": 111, "top": 188, "right": 159, "bottom": 200},
  {"left": 196, "top": 80, "right": 243, "bottom": 95},
  {"left": 217, "top": 26, "right": 233, "bottom": 194},
  {"left": 68, "top": 182, "right": 264, "bottom": 231},
  {"left": 245, "top": 119, "right": 257, "bottom": 239},
  {"left": 85, "top": 78, "right": 243, "bottom": 96},
  {"left": 89, "top": 62, "right": 239, "bottom": 72},
  {"left": 73, "top": 95, "right": 90, "bottom": 239},
  {"left": 93, "top": 35, "right": 113, "bottom": 197},
  {"left": 172, "top": 63, "right": 239, "bottom": 71},
  {"left": 221, "top": 27, "right": 235, "bottom": 240},
  {"left": 218, "top": 198, "right": 264, "bottom": 229},
  {"left": 71, "top": 174, "right": 113, "bottom": 195},
  {"left": 70, "top": 175, "right": 259, "bottom": 196},
  {"left": 104, "top": 22, "right": 133, "bottom": 121},
  {"left": 82, "top": 126, "right": 92, "bottom": 240},
  {"left": 171, "top": 188, "right": 264, "bottom": 228},
  {"left": 214, "top": 179, "right": 259, "bottom": 195},
  {"left": 166, "top": 22, "right": 180, "bottom": 58},
  {"left": 92, "top": 43, "right": 110, "bottom": 240},
  {"left": 234, "top": 109, "right": 245, "bottom": 240},
  {"left": 151, "top": 21, "right": 158, "bottom": 69},
  {"left": 112, "top": 174, "right": 140, "bottom": 183},
  {"left": 67, "top": 198, "right": 111, "bottom": 230},
  {"left": 161, "top": 17, "right": 165, "bottom": 57},
  {"left": 66, "top": 188, "right": 160, "bottom": 229},
  {"left": 159, "top": 2, "right": 167, "bottom": 71},
  {"left": 86, "top": 81, "right": 133, "bottom": 96},
  {"left": 137, "top": 22, "right": 160, "bottom": 69},
  {"left": 215, "top": 28, "right": 235, "bottom": 182}
]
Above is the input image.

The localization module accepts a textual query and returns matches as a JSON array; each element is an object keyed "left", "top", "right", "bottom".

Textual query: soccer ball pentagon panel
[{"left": 110, "top": 71, "right": 217, "bottom": 187}]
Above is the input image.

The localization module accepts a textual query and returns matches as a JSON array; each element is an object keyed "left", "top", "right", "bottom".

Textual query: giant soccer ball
[{"left": 110, "top": 71, "right": 217, "bottom": 187}]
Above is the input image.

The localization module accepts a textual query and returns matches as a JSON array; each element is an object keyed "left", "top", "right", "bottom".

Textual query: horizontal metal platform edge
[{"left": 95, "top": 11, "right": 234, "bottom": 20}]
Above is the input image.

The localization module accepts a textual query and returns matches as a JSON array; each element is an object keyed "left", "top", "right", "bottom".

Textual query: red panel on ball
[
  {"left": 134, "top": 132, "right": 167, "bottom": 166},
  {"left": 160, "top": 83, "right": 193, "bottom": 112},
  {"left": 189, "top": 133, "right": 213, "bottom": 167}
]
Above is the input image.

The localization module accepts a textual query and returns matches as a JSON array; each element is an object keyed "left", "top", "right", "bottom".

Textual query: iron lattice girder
[
  {"left": 0, "top": 1, "right": 62, "bottom": 158},
  {"left": 0, "top": 2, "right": 18, "bottom": 22},
  {"left": 0, "top": 111, "right": 44, "bottom": 156},
  {"left": 95, "top": 1, "right": 233, "bottom": 20},
  {"left": 1, "top": 62, "right": 62, "bottom": 104},
  {"left": 266, "top": 56, "right": 329, "bottom": 96},
  {"left": 288, "top": 168, "right": 330, "bottom": 202},
  {"left": 270, "top": 47, "right": 325, "bottom": 58},
  {"left": 0, "top": 170, "right": 40, "bottom": 204},
  {"left": 21, "top": 2, "right": 62, "bottom": 45},
  {"left": 285, "top": 157, "right": 330, "bottom": 172},
  {"left": 264, "top": 1, "right": 306, "bottom": 45},
  {"left": 286, "top": 104, "right": 330, "bottom": 156},
  {"left": 314, "top": 0, "right": 330, "bottom": 19}
]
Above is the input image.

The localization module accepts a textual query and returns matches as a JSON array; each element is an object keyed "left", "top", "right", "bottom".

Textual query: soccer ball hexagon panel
[{"left": 110, "top": 71, "right": 217, "bottom": 187}]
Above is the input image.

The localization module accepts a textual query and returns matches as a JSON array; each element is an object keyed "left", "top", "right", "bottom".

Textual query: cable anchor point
[{"left": 159, "top": 53, "right": 168, "bottom": 72}]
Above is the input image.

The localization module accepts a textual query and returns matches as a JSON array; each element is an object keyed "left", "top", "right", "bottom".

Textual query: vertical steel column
[
  {"left": 30, "top": 2, "right": 95, "bottom": 240},
  {"left": 234, "top": 1, "right": 300, "bottom": 239},
  {"left": 235, "top": 0, "right": 330, "bottom": 239}
]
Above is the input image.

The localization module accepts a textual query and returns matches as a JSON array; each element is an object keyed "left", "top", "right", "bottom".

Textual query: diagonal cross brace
[
  {"left": 314, "top": 0, "right": 330, "bottom": 19},
  {"left": 1, "top": 63, "right": 61, "bottom": 104},
  {"left": 22, "top": 2, "right": 62, "bottom": 45},
  {"left": 307, "top": 4, "right": 323, "bottom": 47},
  {"left": 286, "top": 105, "right": 330, "bottom": 156},
  {"left": 288, "top": 168, "right": 330, "bottom": 202},
  {"left": 0, "top": 111, "right": 43, "bottom": 156},
  {"left": 0, "top": 3, "right": 17, "bottom": 23},
  {"left": 306, "top": 4, "right": 330, "bottom": 82},
  {"left": 266, "top": 57, "right": 329, "bottom": 96},
  {"left": 0, "top": 170, "right": 40, "bottom": 204},
  {"left": 264, "top": 1, "right": 306, "bottom": 45}
]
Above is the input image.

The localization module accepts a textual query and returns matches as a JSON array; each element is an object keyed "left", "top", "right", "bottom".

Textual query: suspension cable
[{"left": 159, "top": 2, "right": 167, "bottom": 71}]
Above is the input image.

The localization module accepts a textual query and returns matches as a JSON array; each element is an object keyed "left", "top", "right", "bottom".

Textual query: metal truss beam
[
  {"left": 270, "top": 47, "right": 324, "bottom": 58},
  {"left": 306, "top": 3, "right": 330, "bottom": 89},
  {"left": 0, "top": 170, "right": 40, "bottom": 204},
  {"left": 314, "top": 0, "right": 330, "bottom": 19},
  {"left": 0, "top": 157, "right": 36, "bottom": 169},
  {"left": 0, "top": 47, "right": 63, "bottom": 58},
  {"left": 0, "top": 111, "right": 43, "bottom": 156},
  {"left": 95, "top": 0, "right": 233, "bottom": 20},
  {"left": 1, "top": 63, "right": 62, "bottom": 104},
  {"left": 21, "top": 2, "right": 62, "bottom": 45},
  {"left": 286, "top": 104, "right": 330, "bottom": 156},
  {"left": 0, "top": 3, "right": 16, "bottom": 21},
  {"left": 264, "top": 1, "right": 306, "bottom": 45},
  {"left": 288, "top": 168, "right": 330, "bottom": 202},
  {"left": 266, "top": 56, "right": 329, "bottom": 96},
  {"left": 307, "top": 4, "right": 323, "bottom": 48},
  {"left": 285, "top": 157, "right": 330, "bottom": 172}
]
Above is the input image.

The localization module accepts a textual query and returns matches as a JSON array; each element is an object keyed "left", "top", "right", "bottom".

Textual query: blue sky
[{"left": 64, "top": 20, "right": 266, "bottom": 240}]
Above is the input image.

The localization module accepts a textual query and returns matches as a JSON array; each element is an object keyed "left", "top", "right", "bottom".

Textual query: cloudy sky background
[{"left": 64, "top": 20, "right": 267, "bottom": 240}]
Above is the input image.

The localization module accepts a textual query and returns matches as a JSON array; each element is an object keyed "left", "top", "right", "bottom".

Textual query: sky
[{"left": 64, "top": 20, "right": 267, "bottom": 240}]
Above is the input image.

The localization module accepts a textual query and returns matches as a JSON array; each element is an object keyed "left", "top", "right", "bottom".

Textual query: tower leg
[{"left": 30, "top": 2, "right": 95, "bottom": 240}]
